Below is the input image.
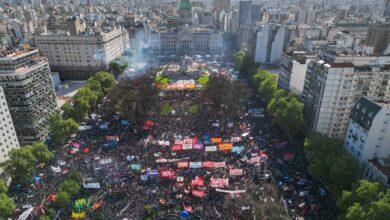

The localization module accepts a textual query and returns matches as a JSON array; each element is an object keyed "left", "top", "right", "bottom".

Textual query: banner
[
  {"left": 216, "top": 189, "right": 246, "bottom": 194},
  {"left": 219, "top": 143, "right": 233, "bottom": 151},
  {"left": 177, "top": 161, "right": 189, "bottom": 168},
  {"left": 160, "top": 170, "right": 176, "bottom": 178},
  {"left": 191, "top": 177, "right": 204, "bottom": 186},
  {"left": 182, "top": 144, "right": 193, "bottom": 150},
  {"left": 205, "top": 145, "right": 217, "bottom": 152},
  {"left": 229, "top": 168, "right": 243, "bottom": 176},
  {"left": 83, "top": 183, "right": 101, "bottom": 189},
  {"left": 202, "top": 161, "right": 214, "bottom": 168},
  {"left": 175, "top": 140, "right": 183, "bottom": 145},
  {"left": 147, "top": 169, "right": 158, "bottom": 176},
  {"left": 192, "top": 190, "right": 206, "bottom": 198},
  {"left": 210, "top": 178, "right": 229, "bottom": 188},
  {"left": 213, "top": 161, "right": 226, "bottom": 168},
  {"left": 231, "top": 137, "right": 242, "bottom": 143},
  {"left": 211, "top": 138, "right": 222, "bottom": 143},
  {"left": 183, "top": 138, "right": 198, "bottom": 145},
  {"left": 171, "top": 145, "right": 182, "bottom": 151},
  {"left": 189, "top": 161, "right": 202, "bottom": 169},
  {"left": 192, "top": 144, "right": 204, "bottom": 150},
  {"left": 158, "top": 140, "right": 170, "bottom": 146},
  {"left": 130, "top": 164, "right": 142, "bottom": 171},
  {"left": 231, "top": 146, "right": 244, "bottom": 154},
  {"left": 177, "top": 176, "right": 184, "bottom": 182},
  {"left": 250, "top": 156, "right": 260, "bottom": 164}
]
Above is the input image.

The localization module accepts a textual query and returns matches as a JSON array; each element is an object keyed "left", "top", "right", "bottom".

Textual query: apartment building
[
  {"left": 34, "top": 27, "right": 129, "bottom": 80},
  {"left": 344, "top": 96, "right": 390, "bottom": 162},
  {"left": 0, "top": 86, "right": 19, "bottom": 174},
  {"left": 254, "top": 24, "right": 285, "bottom": 65},
  {"left": 0, "top": 49, "right": 57, "bottom": 145},
  {"left": 302, "top": 53, "right": 390, "bottom": 140},
  {"left": 278, "top": 51, "right": 315, "bottom": 95}
]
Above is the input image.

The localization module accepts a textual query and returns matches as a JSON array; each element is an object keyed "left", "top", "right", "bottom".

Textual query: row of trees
[
  {"left": 109, "top": 58, "right": 128, "bottom": 77},
  {"left": 50, "top": 71, "right": 115, "bottom": 145},
  {"left": 233, "top": 50, "right": 304, "bottom": 137},
  {"left": 304, "top": 133, "right": 360, "bottom": 198}
]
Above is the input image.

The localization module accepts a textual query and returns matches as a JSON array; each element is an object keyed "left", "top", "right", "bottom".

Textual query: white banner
[{"left": 205, "top": 145, "right": 217, "bottom": 152}]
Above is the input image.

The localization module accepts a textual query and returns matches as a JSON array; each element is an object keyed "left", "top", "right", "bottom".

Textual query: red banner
[
  {"left": 229, "top": 168, "right": 243, "bottom": 176},
  {"left": 160, "top": 170, "right": 176, "bottom": 178},
  {"left": 211, "top": 138, "right": 222, "bottom": 143},
  {"left": 210, "top": 178, "right": 229, "bottom": 188},
  {"left": 171, "top": 145, "right": 182, "bottom": 151},
  {"left": 202, "top": 161, "right": 214, "bottom": 168},
  {"left": 192, "top": 190, "right": 206, "bottom": 198},
  {"left": 219, "top": 143, "right": 233, "bottom": 151},
  {"left": 191, "top": 176, "right": 204, "bottom": 186},
  {"left": 177, "top": 161, "right": 189, "bottom": 168}
]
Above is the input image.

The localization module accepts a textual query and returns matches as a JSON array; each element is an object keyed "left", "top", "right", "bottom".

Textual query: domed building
[{"left": 179, "top": 0, "right": 192, "bottom": 25}]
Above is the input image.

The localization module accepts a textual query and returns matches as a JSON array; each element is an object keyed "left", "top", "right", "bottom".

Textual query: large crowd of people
[{"left": 12, "top": 66, "right": 335, "bottom": 220}]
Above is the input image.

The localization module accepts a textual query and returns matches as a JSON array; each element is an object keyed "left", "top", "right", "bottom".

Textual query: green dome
[{"left": 179, "top": 0, "right": 191, "bottom": 10}]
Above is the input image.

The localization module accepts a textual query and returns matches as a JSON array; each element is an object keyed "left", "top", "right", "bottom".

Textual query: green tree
[
  {"left": 55, "top": 191, "right": 71, "bottom": 207},
  {"left": 59, "top": 179, "right": 80, "bottom": 196},
  {"left": 30, "top": 143, "right": 54, "bottom": 163},
  {"left": 67, "top": 170, "right": 84, "bottom": 184},
  {"left": 74, "top": 87, "right": 98, "bottom": 108},
  {"left": 0, "top": 180, "right": 7, "bottom": 194},
  {"left": 49, "top": 114, "right": 79, "bottom": 145},
  {"left": 39, "top": 216, "right": 52, "bottom": 220},
  {"left": 85, "top": 79, "right": 104, "bottom": 99},
  {"left": 305, "top": 133, "right": 360, "bottom": 197},
  {"left": 3, "top": 146, "right": 36, "bottom": 183},
  {"left": 92, "top": 71, "right": 115, "bottom": 91},
  {"left": 338, "top": 180, "right": 390, "bottom": 220},
  {"left": 109, "top": 60, "right": 128, "bottom": 77},
  {"left": 0, "top": 193, "right": 14, "bottom": 218},
  {"left": 258, "top": 74, "right": 277, "bottom": 103},
  {"left": 106, "top": 77, "right": 160, "bottom": 124},
  {"left": 2, "top": 143, "right": 52, "bottom": 183},
  {"left": 267, "top": 91, "right": 304, "bottom": 137},
  {"left": 201, "top": 76, "right": 250, "bottom": 121}
]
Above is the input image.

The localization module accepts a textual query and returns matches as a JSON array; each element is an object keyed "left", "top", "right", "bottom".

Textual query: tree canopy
[
  {"left": 59, "top": 179, "right": 80, "bottom": 196},
  {"left": 337, "top": 180, "right": 390, "bottom": 220},
  {"left": 200, "top": 76, "right": 250, "bottom": 121},
  {"left": 106, "top": 77, "right": 160, "bottom": 124},
  {"left": 109, "top": 59, "right": 128, "bottom": 77},
  {"left": 304, "top": 133, "right": 360, "bottom": 197},
  {"left": 0, "top": 180, "right": 7, "bottom": 194},
  {"left": 0, "top": 193, "right": 14, "bottom": 218},
  {"left": 2, "top": 143, "right": 53, "bottom": 184},
  {"left": 49, "top": 113, "right": 79, "bottom": 145}
]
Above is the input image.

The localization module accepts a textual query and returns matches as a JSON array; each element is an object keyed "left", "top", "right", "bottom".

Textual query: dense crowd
[{"left": 12, "top": 73, "right": 335, "bottom": 220}]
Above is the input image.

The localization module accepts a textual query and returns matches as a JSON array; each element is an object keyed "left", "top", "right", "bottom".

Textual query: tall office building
[
  {"left": 0, "top": 49, "right": 57, "bottom": 145},
  {"left": 302, "top": 53, "right": 390, "bottom": 140},
  {"left": 366, "top": 22, "right": 390, "bottom": 55},
  {"left": 254, "top": 24, "right": 285, "bottom": 64},
  {"left": 0, "top": 86, "right": 19, "bottom": 174},
  {"left": 239, "top": 1, "right": 251, "bottom": 26}
]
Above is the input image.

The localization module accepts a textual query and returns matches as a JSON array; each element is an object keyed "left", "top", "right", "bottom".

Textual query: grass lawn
[
  {"left": 155, "top": 75, "right": 171, "bottom": 85},
  {"left": 197, "top": 75, "right": 209, "bottom": 86}
]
